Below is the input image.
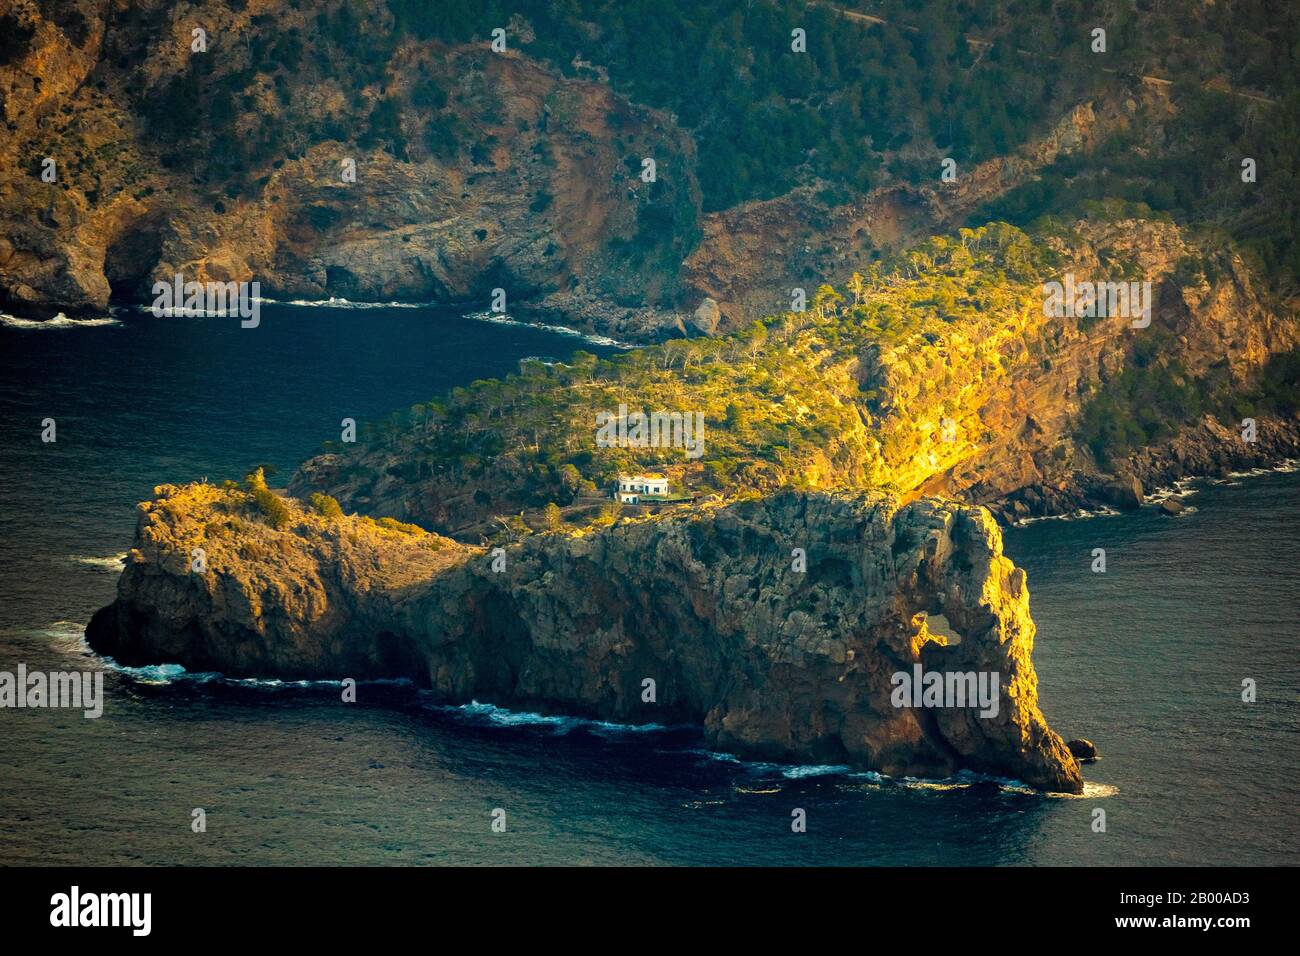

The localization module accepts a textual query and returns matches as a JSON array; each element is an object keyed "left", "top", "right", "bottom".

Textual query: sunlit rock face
[{"left": 88, "top": 484, "right": 1082, "bottom": 793}]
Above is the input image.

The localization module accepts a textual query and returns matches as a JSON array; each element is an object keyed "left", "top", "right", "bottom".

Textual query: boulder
[
  {"left": 1066, "top": 738, "right": 1099, "bottom": 761},
  {"left": 1101, "top": 474, "right": 1144, "bottom": 510},
  {"left": 689, "top": 297, "right": 722, "bottom": 336},
  {"left": 1159, "top": 497, "right": 1185, "bottom": 516}
]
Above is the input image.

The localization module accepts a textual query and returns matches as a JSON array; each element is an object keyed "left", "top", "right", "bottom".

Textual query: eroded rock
[
  {"left": 87, "top": 483, "right": 1084, "bottom": 793},
  {"left": 1101, "top": 474, "right": 1145, "bottom": 510},
  {"left": 1067, "top": 738, "right": 1100, "bottom": 761}
]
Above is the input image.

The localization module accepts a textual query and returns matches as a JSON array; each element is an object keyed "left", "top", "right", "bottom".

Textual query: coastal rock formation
[
  {"left": 0, "top": 1, "right": 699, "bottom": 339},
  {"left": 87, "top": 483, "right": 1083, "bottom": 793},
  {"left": 1100, "top": 475, "right": 1145, "bottom": 511},
  {"left": 4, "top": 1, "right": 1273, "bottom": 352},
  {"left": 1066, "top": 739, "right": 1099, "bottom": 762}
]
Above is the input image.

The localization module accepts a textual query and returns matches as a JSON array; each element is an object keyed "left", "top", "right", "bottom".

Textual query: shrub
[
  {"left": 0, "top": 15, "right": 34, "bottom": 64},
  {"left": 376, "top": 516, "right": 424, "bottom": 535},
  {"left": 308, "top": 492, "right": 344, "bottom": 519},
  {"left": 592, "top": 501, "right": 622, "bottom": 527},
  {"left": 245, "top": 468, "right": 291, "bottom": 530}
]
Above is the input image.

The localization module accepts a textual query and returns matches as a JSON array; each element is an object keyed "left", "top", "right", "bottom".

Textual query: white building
[{"left": 616, "top": 474, "right": 669, "bottom": 504}]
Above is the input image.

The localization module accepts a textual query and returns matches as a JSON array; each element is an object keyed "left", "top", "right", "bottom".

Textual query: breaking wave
[
  {"left": 101, "top": 657, "right": 360, "bottom": 689},
  {"left": 1145, "top": 476, "right": 1202, "bottom": 504},
  {"left": 70, "top": 553, "right": 127, "bottom": 571},
  {"left": 434, "top": 699, "right": 675, "bottom": 736},
  {"left": 689, "top": 749, "right": 1114, "bottom": 796},
  {"left": 1, "top": 312, "right": 122, "bottom": 330},
  {"left": 462, "top": 310, "right": 634, "bottom": 349},
  {"left": 58, "top": 631, "right": 408, "bottom": 691},
  {"left": 1014, "top": 462, "right": 1298, "bottom": 528},
  {"left": 255, "top": 296, "right": 435, "bottom": 310},
  {"left": 1013, "top": 505, "right": 1121, "bottom": 527}
]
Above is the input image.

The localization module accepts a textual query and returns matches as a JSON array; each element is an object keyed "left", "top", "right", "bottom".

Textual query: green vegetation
[
  {"left": 371, "top": 516, "right": 426, "bottom": 535},
  {"left": 386, "top": 0, "right": 1300, "bottom": 228},
  {"left": 591, "top": 501, "right": 623, "bottom": 529},
  {"left": 1075, "top": 333, "right": 1206, "bottom": 467},
  {"left": 1227, "top": 350, "right": 1300, "bottom": 421},
  {"left": 1077, "top": 333, "right": 1300, "bottom": 467},
  {"left": 389, "top": 0, "right": 1109, "bottom": 210},
  {"left": 308, "top": 492, "right": 344, "bottom": 520},
  {"left": 245, "top": 468, "right": 291, "bottom": 530},
  {"left": 326, "top": 222, "right": 1059, "bottom": 511},
  {"left": 972, "top": 87, "right": 1300, "bottom": 291}
]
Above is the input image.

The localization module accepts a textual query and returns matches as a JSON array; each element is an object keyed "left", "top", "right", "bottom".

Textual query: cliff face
[
  {"left": 681, "top": 99, "right": 1114, "bottom": 331},
  {"left": 879, "top": 219, "right": 1300, "bottom": 515},
  {"left": 0, "top": 0, "right": 700, "bottom": 338},
  {"left": 1, "top": 1, "right": 1234, "bottom": 347},
  {"left": 87, "top": 482, "right": 1083, "bottom": 792}
]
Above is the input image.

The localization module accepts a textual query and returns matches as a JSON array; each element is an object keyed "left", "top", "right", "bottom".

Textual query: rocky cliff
[
  {"left": 5, "top": 1, "right": 1262, "bottom": 346},
  {"left": 0, "top": 0, "right": 700, "bottom": 339},
  {"left": 87, "top": 481, "right": 1083, "bottom": 792}
]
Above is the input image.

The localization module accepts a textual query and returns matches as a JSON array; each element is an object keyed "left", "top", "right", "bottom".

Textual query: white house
[{"left": 616, "top": 474, "right": 669, "bottom": 503}]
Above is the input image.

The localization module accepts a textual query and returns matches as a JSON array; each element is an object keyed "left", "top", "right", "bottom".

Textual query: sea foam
[{"left": 1, "top": 312, "right": 121, "bottom": 330}]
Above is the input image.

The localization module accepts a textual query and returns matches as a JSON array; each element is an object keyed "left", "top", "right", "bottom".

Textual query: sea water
[{"left": 0, "top": 305, "right": 1295, "bottom": 865}]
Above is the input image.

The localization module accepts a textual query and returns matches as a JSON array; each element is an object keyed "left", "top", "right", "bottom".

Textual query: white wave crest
[
  {"left": 1, "top": 312, "right": 122, "bottom": 330},
  {"left": 691, "top": 751, "right": 1110, "bottom": 797},
  {"left": 462, "top": 310, "right": 634, "bottom": 349},
  {"left": 70, "top": 553, "right": 128, "bottom": 571},
  {"left": 91, "top": 653, "right": 411, "bottom": 691},
  {"left": 255, "top": 296, "right": 435, "bottom": 310},
  {"left": 1014, "top": 505, "right": 1120, "bottom": 527},
  {"left": 437, "top": 699, "right": 672, "bottom": 735}
]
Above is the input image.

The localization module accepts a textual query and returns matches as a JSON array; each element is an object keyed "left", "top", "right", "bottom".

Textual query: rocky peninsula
[
  {"left": 87, "top": 482, "right": 1084, "bottom": 793},
  {"left": 26, "top": 0, "right": 1297, "bottom": 798}
]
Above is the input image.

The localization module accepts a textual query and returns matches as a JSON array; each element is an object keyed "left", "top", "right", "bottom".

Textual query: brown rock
[
  {"left": 1066, "top": 738, "right": 1100, "bottom": 761},
  {"left": 690, "top": 297, "right": 721, "bottom": 335},
  {"left": 87, "top": 484, "right": 1084, "bottom": 793},
  {"left": 1101, "top": 474, "right": 1144, "bottom": 510}
]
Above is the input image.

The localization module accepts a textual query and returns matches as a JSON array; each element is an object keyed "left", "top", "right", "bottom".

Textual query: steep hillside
[
  {"left": 289, "top": 218, "right": 1300, "bottom": 537},
  {"left": 0, "top": 0, "right": 701, "bottom": 338},
  {"left": 5, "top": 0, "right": 1296, "bottom": 340}
]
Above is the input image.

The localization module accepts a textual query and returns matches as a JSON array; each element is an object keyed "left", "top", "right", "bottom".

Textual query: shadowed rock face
[
  {"left": 87, "top": 483, "right": 1083, "bottom": 793},
  {"left": 0, "top": 5, "right": 700, "bottom": 339}
]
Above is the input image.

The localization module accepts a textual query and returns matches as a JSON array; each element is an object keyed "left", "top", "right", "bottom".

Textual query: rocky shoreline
[
  {"left": 86, "top": 484, "right": 1084, "bottom": 793},
  {"left": 983, "top": 415, "right": 1300, "bottom": 525}
]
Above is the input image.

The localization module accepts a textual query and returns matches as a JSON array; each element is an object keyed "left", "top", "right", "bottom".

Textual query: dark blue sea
[{"left": 1, "top": 306, "right": 1296, "bottom": 865}]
